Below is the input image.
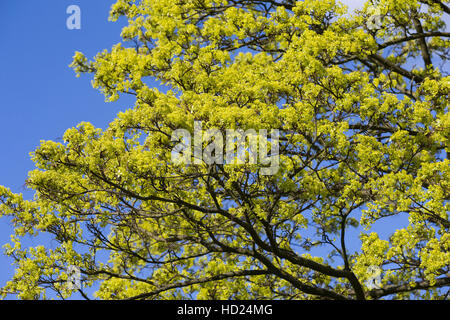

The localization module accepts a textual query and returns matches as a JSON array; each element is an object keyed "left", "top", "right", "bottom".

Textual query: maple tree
[{"left": 1, "top": 0, "right": 449, "bottom": 300}]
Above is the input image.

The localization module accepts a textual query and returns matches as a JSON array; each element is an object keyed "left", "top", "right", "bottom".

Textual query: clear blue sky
[{"left": 0, "top": 0, "right": 135, "bottom": 294}]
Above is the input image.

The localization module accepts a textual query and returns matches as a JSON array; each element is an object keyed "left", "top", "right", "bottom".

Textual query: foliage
[{"left": 1, "top": 0, "right": 449, "bottom": 300}]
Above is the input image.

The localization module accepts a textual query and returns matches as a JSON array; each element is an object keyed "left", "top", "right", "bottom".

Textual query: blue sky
[{"left": 0, "top": 0, "right": 133, "bottom": 294}]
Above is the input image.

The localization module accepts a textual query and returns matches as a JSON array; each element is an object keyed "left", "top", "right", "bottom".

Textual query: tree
[{"left": 0, "top": 0, "right": 449, "bottom": 300}]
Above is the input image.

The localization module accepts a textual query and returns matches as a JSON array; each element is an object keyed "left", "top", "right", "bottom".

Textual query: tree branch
[
  {"left": 124, "top": 269, "right": 271, "bottom": 300},
  {"left": 411, "top": 10, "right": 432, "bottom": 68},
  {"left": 418, "top": 0, "right": 450, "bottom": 15},
  {"left": 368, "top": 276, "right": 450, "bottom": 299},
  {"left": 367, "top": 54, "right": 425, "bottom": 83},
  {"left": 379, "top": 32, "right": 450, "bottom": 49}
]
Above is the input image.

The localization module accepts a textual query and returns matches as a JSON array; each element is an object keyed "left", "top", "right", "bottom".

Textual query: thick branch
[
  {"left": 379, "top": 32, "right": 450, "bottom": 49},
  {"left": 411, "top": 11, "right": 432, "bottom": 67},
  {"left": 367, "top": 54, "right": 425, "bottom": 83},
  {"left": 368, "top": 276, "right": 450, "bottom": 299},
  {"left": 125, "top": 269, "right": 271, "bottom": 300}
]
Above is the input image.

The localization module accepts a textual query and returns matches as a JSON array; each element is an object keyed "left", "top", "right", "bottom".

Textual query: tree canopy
[{"left": 1, "top": 0, "right": 449, "bottom": 300}]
